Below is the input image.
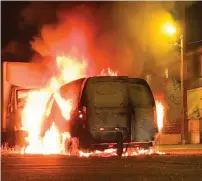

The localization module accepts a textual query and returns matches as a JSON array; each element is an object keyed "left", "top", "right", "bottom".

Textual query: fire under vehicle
[
  {"left": 43, "top": 76, "right": 158, "bottom": 156},
  {"left": 2, "top": 62, "right": 50, "bottom": 147}
]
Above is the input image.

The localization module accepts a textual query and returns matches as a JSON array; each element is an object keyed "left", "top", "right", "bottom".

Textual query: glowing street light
[{"left": 163, "top": 22, "right": 176, "bottom": 36}]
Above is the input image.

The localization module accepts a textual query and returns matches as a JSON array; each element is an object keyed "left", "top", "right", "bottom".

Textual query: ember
[{"left": 78, "top": 148, "right": 165, "bottom": 158}]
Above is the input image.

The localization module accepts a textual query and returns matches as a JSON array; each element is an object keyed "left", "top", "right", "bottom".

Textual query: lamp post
[
  {"left": 180, "top": 35, "right": 185, "bottom": 144},
  {"left": 173, "top": 35, "right": 186, "bottom": 144},
  {"left": 163, "top": 24, "right": 186, "bottom": 144}
]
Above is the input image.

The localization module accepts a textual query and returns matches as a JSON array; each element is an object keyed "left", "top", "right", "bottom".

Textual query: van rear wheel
[
  {"left": 117, "top": 146, "right": 123, "bottom": 157},
  {"left": 116, "top": 132, "right": 123, "bottom": 157}
]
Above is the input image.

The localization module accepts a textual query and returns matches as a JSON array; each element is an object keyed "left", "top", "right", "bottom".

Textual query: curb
[{"left": 155, "top": 144, "right": 202, "bottom": 150}]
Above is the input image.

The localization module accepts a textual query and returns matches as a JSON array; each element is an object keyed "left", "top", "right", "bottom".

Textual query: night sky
[
  {"left": 2, "top": 2, "right": 32, "bottom": 47},
  {"left": 186, "top": 2, "right": 202, "bottom": 49},
  {"left": 1, "top": 1, "right": 202, "bottom": 62}
]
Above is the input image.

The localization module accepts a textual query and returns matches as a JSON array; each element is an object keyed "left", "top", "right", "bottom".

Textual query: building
[
  {"left": 143, "top": 45, "right": 202, "bottom": 144},
  {"left": 186, "top": 46, "right": 202, "bottom": 144},
  {"left": 186, "top": 46, "right": 202, "bottom": 89}
]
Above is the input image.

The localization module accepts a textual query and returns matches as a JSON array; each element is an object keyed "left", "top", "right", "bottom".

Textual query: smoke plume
[{"left": 5, "top": 2, "right": 195, "bottom": 77}]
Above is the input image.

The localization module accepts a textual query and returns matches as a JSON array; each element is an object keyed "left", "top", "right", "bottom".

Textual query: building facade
[
  {"left": 186, "top": 46, "right": 202, "bottom": 89},
  {"left": 186, "top": 46, "right": 202, "bottom": 143},
  {"left": 143, "top": 45, "right": 202, "bottom": 144}
]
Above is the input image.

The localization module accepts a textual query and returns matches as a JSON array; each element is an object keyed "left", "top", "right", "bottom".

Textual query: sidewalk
[
  {"left": 154, "top": 144, "right": 202, "bottom": 154},
  {"left": 155, "top": 144, "right": 202, "bottom": 150}
]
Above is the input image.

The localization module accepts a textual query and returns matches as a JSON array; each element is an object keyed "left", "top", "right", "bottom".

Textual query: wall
[
  {"left": 6, "top": 61, "right": 51, "bottom": 88},
  {"left": 187, "top": 88, "right": 202, "bottom": 120},
  {"left": 187, "top": 88, "right": 202, "bottom": 143},
  {"left": 186, "top": 46, "right": 202, "bottom": 89}
]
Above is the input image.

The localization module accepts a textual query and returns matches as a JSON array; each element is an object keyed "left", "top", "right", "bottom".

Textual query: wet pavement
[{"left": 2, "top": 153, "right": 202, "bottom": 181}]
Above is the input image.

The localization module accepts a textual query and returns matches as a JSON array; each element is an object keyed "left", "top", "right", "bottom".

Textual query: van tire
[{"left": 116, "top": 132, "right": 123, "bottom": 157}]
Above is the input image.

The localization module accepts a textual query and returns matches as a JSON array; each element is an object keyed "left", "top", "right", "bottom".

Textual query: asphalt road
[{"left": 2, "top": 154, "right": 202, "bottom": 181}]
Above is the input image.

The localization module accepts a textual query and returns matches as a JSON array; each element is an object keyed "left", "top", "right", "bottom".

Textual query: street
[{"left": 2, "top": 153, "right": 202, "bottom": 181}]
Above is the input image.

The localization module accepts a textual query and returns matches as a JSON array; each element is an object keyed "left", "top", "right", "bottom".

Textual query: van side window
[
  {"left": 129, "top": 84, "right": 153, "bottom": 108},
  {"left": 60, "top": 78, "right": 85, "bottom": 112}
]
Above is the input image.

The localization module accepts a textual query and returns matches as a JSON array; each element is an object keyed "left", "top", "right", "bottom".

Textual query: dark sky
[
  {"left": 1, "top": 1, "right": 202, "bottom": 62},
  {"left": 186, "top": 1, "right": 202, "bottom": 49},
  {"left": 2, "top": 2, "right": 30, "bottom": 47}
]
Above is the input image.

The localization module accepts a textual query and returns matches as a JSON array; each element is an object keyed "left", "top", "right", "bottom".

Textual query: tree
[{"left": 163, "top": 78, "right": 181, "bottom": 120}]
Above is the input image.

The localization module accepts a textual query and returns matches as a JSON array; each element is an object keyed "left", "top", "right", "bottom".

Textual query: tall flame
[
  {"left": 20, "top": 54, "right": 117, "bottom": 154},
  {"left": 100, "top": 67, "right": 118, "bottom": 76},
  {"left": 155, "top": 101, "right": 164, "bottom": 132}
]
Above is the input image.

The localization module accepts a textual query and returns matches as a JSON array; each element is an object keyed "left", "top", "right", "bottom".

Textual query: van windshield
[
  {"left": 91, "top": 82, "right": 128, "bottom": 108},
  {"left": 129, "top": 83, "right": 154, "bottom": 108}
]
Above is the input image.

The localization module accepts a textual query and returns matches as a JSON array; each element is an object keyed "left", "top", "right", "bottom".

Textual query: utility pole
[
  {"left": 180, "top": 3, "right": 188, "bottom": 144},
  {"left": 180, "top": 35, "right": 186, "bottom": 144}
]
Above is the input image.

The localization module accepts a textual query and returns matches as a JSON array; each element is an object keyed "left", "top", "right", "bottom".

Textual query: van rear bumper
[{"left": 91, "top": 141, "right": 154, "bottom": 150}]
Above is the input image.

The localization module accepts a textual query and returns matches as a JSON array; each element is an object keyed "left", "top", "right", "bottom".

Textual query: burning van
[{"left": 49, "top": 76, "right": 157, "bottom": 156}]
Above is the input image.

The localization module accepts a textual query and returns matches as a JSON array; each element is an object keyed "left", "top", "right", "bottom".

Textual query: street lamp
[
  {"left": 163, "top": 23, "right": 186, "bottom": 144},
  {"left": 163, "top": 23, "right": 176, "bottom": 36}
]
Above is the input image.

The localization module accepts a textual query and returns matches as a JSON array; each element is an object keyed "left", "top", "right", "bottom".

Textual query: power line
[{"left": 187, "top": 39, "right": 202, "bottom": 44}]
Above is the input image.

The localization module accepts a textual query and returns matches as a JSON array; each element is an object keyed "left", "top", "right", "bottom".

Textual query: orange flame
[
  {"left": 155, "top": 101, "right": 164, "bottom": 132},
  {"left": 78, "top": 148, "right": 165, "bottom": 157},
  {"left": 20, "top": 55, "right": 87, "bottom": 154},
  {"left": 19, "top": 61, "right": 165, "bottom": 156},
  {"left": 18, "top": 54, "right": 164, "bottom": 156},
  {"left": 100, "top": 67, "right": 118, "bottom": 76},
  {"left": 20, "top": 55, "right": 118, "bottom": 155}
]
